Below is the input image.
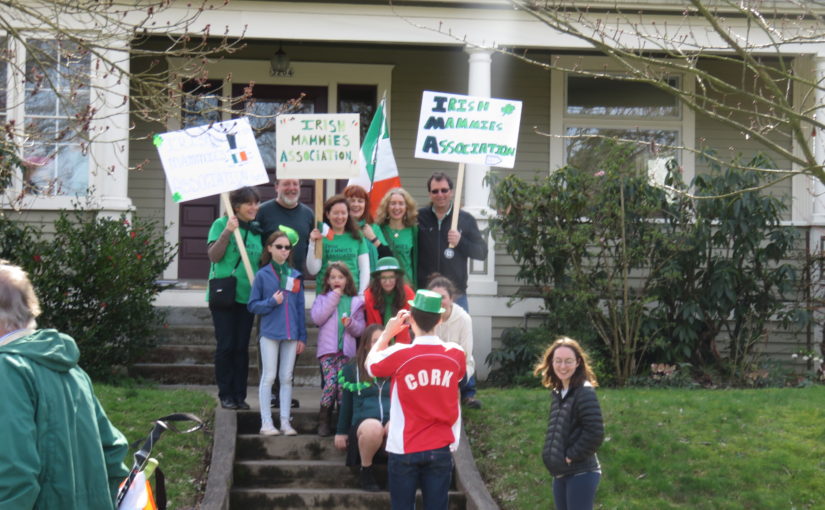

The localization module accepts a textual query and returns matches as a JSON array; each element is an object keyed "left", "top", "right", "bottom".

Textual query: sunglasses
[
  {"left": 273, "top": 244, "right": 292, "bottom": 251},
  {"left": 429, "top": 188, "right": 451, "bottom": 194}
]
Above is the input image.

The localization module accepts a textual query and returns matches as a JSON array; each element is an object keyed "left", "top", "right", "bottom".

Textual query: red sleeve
[
  {"left": 393, "top": 285, "right": 417, "bottom": 344},
  {"left": 364, "top": 289, "right": 382, "bottom": 326}
]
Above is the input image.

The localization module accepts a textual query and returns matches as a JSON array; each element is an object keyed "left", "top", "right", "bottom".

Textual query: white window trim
[
  {"left": 161, "top": 58, "right": 393, "bottom": 279},
  {"left": 549, "top": 55, "right": 695, "bottom": 182},
  {"left": 0, "top": 36, "right": 132, "bottom": 213}
]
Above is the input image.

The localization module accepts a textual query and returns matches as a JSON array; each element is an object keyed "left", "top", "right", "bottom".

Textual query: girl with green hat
[{"left": 364, "top": 256, "right": 415, "bottom": 345}]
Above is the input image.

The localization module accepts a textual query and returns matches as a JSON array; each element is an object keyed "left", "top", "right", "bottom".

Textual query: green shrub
[
  {"left": 486, "top": 327, "right": 547, "bottom": 386},
  {"left": 0, "top": 210, "right": 176, "bottom": 380}
]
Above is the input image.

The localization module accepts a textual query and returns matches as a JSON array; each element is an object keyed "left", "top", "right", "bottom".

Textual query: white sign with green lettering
[
  {"left": 275, "top": 113, "right": 361, "bottom": 179},
  {"left": 414, "top": 91, "right": 522, "bottom": 168}
]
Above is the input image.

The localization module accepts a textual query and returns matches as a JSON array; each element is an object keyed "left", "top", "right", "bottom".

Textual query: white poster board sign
[
  {"left": 275, "top": 113, "right": 361, "bottom": 179},
  {"left": 415, "top": 91, "right": 522, "bottom": 168},
  {"left": 154, "top": 117, "right": 269, "bottom": 203}
]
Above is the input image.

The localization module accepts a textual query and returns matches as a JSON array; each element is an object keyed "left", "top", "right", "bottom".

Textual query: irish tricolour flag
[{"left": 347, "top": 97, "right": 400, "bottom": 216}]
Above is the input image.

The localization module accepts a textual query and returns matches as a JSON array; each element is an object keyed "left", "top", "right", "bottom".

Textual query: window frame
[
  {"left": 0, "top": 35, "right": 127, "bottom": 211},
  {"left": 549, "top": 56, "right": 695, "bottom": 181}
]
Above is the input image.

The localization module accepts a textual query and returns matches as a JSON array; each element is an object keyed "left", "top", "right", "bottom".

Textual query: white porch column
[
  {"left": 814, "top": 55, "right": 825, "bottom": 224},
  {"left": 95, "top": 43, "right": 133, "bottom": 218},
  {"left": 464, "top": 46, "right": 497, "bottom": 296},
  {"left": 464, "top": 46, "right": 496, "bottom": 381}
]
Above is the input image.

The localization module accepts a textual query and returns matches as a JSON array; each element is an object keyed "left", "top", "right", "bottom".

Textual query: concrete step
[
  {"left": 234, "top": 459, "right": 384, "bottom": 489},
  {"left": 236, "top": 408, "right": 324, "bottom": 435},
  {"left": 155, "top": 324, "right": 322, "bottom": 349},
  {"left": 141, "top": 343, "right": 320, "bottom": 364},
  {"left": 129, "top": 363, "right": 322, "bottom": 386},
  {"left": 236, "top": 434, "right": 344, "bottom": 461},
  {"left": 229, "top": 487, "right": 466, "bottom": 510}
]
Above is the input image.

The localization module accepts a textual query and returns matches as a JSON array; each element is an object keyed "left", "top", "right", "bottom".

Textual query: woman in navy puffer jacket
[{"left": 534, "top": 337, "right": 605, "bottom": 510}]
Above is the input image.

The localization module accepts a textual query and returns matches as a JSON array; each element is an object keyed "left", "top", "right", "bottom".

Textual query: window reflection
[
  {"left": 22, "top": 39, "right": 91, "bottom": 196},
  {"left": 567, "top": 75, "right": 680, "bottom": 118},
  {"left": 565, "top": 127, "right": 678, "bottom": 172}
]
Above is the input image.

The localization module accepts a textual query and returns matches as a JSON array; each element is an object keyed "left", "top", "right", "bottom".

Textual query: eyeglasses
[
  {"left": 273, "top": 244, "right": 292, "bottom": 251},
  {"left": 552, "top": 358, "right": 577, "bottom": 366},
  {"left": 380, "top": 275, "right": 397, "bottom": 281},
  {"left": 429, "top": 188, "right": 451, "bottom": 194}
]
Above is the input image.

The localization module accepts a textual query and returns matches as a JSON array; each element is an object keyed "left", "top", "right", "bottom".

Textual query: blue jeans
[
  {"left": 453, "top": 294, "right": 469, "bottom": 313},
  {"left": 388, "top": 446, "right": 453, "bottom": 510},
  {"left": 459, "top": 374, "right": 477, "bottom": 400},
  {"left": 552, "top": 471, "right": 600, "bottom": 510}
]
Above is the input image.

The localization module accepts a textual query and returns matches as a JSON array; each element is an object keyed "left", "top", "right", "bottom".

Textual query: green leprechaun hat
[{"left": 408, "top": 289, "right": 446, "bottom": 314}]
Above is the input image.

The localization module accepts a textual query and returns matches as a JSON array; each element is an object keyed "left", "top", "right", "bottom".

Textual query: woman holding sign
[
  {"left": 307, "top": 194, "right": 371, "bottom": 294},
  {"left": 206, "top": 186, "right": 263, "bottom": 410},
  {"left": 373, "top": 187, "right": 419, "bottom": 288}
]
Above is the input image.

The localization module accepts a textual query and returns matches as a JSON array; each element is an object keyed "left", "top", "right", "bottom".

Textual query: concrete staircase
[
  {"left": 135, "top": 303, "right": 472, "bottom": 509},
  {"left": 131, "top": 306, "right": 321, "bottom": 387},
  {"left": 231, "top": 408, "right": 466, "bottom": 509}
]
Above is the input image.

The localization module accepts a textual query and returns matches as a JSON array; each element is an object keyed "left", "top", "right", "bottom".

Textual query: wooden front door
[{"left": 176, "top": 84, "right": 327, "bottom": 280}]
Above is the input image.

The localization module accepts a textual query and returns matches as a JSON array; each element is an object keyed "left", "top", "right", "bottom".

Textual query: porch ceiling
[{"left": 155, "top": 1, "right": 825, "bottom": 55}]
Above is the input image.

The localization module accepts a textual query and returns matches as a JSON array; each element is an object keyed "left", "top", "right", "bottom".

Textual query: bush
[
  {"left": 0, "top": 209, "right": 176, "bottom": 379},
  {"left": 485, "top": 327, "right": 547, "bottom": 386}
]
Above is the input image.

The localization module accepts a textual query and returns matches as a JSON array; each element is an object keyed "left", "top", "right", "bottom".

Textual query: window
[
  {"left": 551, "top": 58, "right": 693, "bottom": 178},
  {"left": 21, "top": 39, "right": 91, "bottom": 196}
]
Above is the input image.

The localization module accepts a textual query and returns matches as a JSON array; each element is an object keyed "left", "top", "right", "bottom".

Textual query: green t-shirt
[
  {"left": 207, "top": 216, "right": 263, "bottom": 304},
  {"left": 381, "top": 225, "right": 416, "bottom": 288},
  {"left": 316, "top": 232, "right": 368, "bottom": 289}
]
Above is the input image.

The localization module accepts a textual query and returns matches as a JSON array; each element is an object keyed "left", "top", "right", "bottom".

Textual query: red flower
[
  {"left": 130, "top": 231, "right": 137, "bottom": 239},
  {"left": 136, "top": 253, "right": 143, "bottom": 260},
  {"left": 32, "top": 254, "right": 42, "bottom": 263}
]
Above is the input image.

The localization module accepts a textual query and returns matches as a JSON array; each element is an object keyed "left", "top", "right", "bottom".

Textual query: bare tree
[
  {"left": 0, "top": 0, "right": 250, "bottom": 204},
  {"left": 395, "top": 0, "right": 825, "bottom": 195}
]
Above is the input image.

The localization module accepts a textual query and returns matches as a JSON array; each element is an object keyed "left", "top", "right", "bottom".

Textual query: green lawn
[
  {"left": 464, "top": 386, "right": 825, "bottom": 510},
  {"left": 96, "top": 384, "right": 216, "bottom": 510}
]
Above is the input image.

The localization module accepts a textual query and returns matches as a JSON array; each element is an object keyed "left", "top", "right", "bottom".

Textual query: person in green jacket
[
  {"left": 0, "top": 260, "right": 129, "bottom": 510},
  {"left": 334, "top": 324, "right": 391, "bottom": 492}
]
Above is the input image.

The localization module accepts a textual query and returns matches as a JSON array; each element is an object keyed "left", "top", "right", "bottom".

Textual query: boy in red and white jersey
[{"left": 366, "top": 289, "right": 466, "bottom": 510}]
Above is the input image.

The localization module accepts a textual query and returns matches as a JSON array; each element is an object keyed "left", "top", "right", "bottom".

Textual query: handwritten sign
[
  {"left": 154, "top": 117, "right": 269, "bottom": 202},
  {"left": 415, "top": 91, "right": 522, "bottom": 168},
  {"left": 275, "top": 113, "right": 360, "bottom": 179}
]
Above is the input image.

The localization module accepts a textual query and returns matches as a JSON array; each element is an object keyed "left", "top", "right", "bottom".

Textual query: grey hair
[{"left": 0, "top": 260, "right": 40, "bottom": 332}]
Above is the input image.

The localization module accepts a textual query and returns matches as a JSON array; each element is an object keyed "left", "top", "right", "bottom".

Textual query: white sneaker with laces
[
  {"left": 281, "top": 424, "right": 298, "bottom": 436},
  {"left": 260, "top": 425, "right": 280, "bottom": 436}
]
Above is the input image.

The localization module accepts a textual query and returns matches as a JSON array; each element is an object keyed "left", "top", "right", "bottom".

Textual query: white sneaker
[
  {"left": 260, "top": 425, "right": 280, "bottom": 436},
  {"left": 281, "top": 424, "right": 298, "bottom": 436}
]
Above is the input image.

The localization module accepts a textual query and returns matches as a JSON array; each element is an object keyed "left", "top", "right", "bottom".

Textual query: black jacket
[
  {"left": 541, "top": 384, "right": 604, "bottom": 478},
  {"left": 417, "top": 206, "right": 487, "bottom": 293}
]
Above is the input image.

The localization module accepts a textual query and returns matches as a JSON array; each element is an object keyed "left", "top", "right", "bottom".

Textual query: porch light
[{"left": 270, "top": 44, "right": 294, "bottom": 77}]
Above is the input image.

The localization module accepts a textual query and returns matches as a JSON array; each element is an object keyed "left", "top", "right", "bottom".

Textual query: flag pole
[
  {"left": 220, "top": 192, "right": 254, "bottom": 282},
  {"left": 314, "top": 179, "right": 324, "bottom": 258},
  {"left": 448, "top": 163, "right": 465, "bottom": 250}
]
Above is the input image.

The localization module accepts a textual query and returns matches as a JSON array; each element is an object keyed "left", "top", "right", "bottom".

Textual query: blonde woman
[{"left": 374, "top": 187, "right": 418, "bottom": 288}]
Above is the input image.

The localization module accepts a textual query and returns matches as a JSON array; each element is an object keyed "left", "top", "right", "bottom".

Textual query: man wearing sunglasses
[{"left": 417, "top": 172, "right": 487, "bottom": 313}]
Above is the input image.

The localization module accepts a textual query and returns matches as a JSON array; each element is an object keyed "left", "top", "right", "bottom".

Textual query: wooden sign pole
[
  {"left": 220, "top": 192, "right": 255, "bottom": 283},
  {"left": 314, "top": 179, "right": 324, "bottom": 258},
  {"left": 448, "top": 162, "right": 465, "bottom": 249}
]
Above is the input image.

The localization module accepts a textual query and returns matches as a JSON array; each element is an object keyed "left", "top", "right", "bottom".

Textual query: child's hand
[
  {"left": 385, "top": 309, "right": 411, "bottom": 338},
  {"left": 334, "top": 434, "right": 348, "bottom": 450},
  {"left": 310, "top": 228, "right": 322, "bottom": 241},
  {"left": 296, "top": 341, "right": 305, "bottom": 355},
  {"left": 332, "top": 286, "right": 343, "bottom": 296},
  {"left": 273, "top": 290, "right": 284, "bottom": 304},
  {"left": 341, "top": 316, "right": 351, "bottom": 327}
]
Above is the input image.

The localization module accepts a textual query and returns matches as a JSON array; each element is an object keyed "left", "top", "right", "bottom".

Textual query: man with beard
[{"left": 256, "top": 178, "right": 315, "bottom": 274}]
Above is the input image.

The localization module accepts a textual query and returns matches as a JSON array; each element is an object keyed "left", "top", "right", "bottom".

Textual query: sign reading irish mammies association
[
  {"left": 154, "top": 117, "right": 268, "bottom": 203},
  {"left": 276, "top": 113, "right": 361, "bottom": 179},
  {"left": 415, "top": 91, "right": 522, "bottom": 168}
]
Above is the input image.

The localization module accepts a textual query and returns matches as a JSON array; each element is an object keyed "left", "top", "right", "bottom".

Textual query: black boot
[
  {"left": 317, "top": 405, "right": 332, "bottom": 436},
  {"left": 360, "top": 465, "right": 380, "bottom": 492}
]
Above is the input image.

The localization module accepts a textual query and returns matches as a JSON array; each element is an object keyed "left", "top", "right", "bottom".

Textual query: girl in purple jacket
[{"left": 311, "top": 262, "right": 365, "bottom": 436}]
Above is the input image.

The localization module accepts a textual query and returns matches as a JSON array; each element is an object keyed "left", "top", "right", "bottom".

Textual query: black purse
[
  {"left": 209, "top": 239, "right": 244, "bottom": 308},
  {"left": 208, "top": 275, "right": 237, "bottom": 308}
]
